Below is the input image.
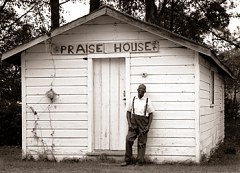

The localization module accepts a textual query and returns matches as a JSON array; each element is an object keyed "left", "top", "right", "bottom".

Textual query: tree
[
  {"left": 103, "top": 0, "right": 240, "bottom": 51},
  {"left": 90, "top": 0, "right": 101, "bottom": 12},
  {"left": 145, "top": 0, "right": 156, "bottom": 23},
  {"left": 219, "top": 50, "right": 240, "bottom": 103},
  {"left": 50, "top": 0, "right": 60, "bottom": 29},
  {"left": 217, "top": 49, "right": 240, "bottom": 123},
  {"left": 0, "top": 1, "right": 31, "bottom": 145}
]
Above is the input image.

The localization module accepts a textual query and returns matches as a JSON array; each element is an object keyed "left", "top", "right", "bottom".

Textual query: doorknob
[{"left": 123, "top": 90, "right": 126, "bottom": 100}]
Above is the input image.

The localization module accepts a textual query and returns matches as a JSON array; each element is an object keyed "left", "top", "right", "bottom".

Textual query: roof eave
[
  {"left": 210, "top": 51, "right": 235, "bottom": 79},
  {"left": 105, "top": 7, "right": 234, "bottom": 78},
  {"left": 1, "top": 6, "right": 108, "bottom": 61},
  {"left": 1, "top": 35, "right": 50, "bottom": 61},
  {"left": 1, "top": 6, "right": 234, "bottom": 78}
]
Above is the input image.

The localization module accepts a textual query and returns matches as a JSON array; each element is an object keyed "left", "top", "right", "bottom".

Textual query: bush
[
  {"left": 225, "top": 98, "right": 240, "bottom": 120},
  {"left": 0, "top": 102, "right": 21, "bottom": 146}
]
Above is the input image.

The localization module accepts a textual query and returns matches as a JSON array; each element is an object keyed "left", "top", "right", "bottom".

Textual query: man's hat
[{"left": 137, "top": 84, "right": 146, "bottom": 92}]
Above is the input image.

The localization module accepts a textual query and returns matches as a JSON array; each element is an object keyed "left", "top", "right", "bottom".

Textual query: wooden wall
[
  {"left": 199, "top": 55, "right": 225, "bottom": 159},
  {"left": 22, "top": 49, "right": 89, "bottom": 160},
  {"left": 130, "top": 49, "right": 196, "bottom": 163},
  {"left": 22, "top": 15, "right": 198, "bottom": 162}
]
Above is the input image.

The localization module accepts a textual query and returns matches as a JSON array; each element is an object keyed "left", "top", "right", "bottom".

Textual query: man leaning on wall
[{"left": 121, "top": 84, "right": 155, "bottom": 166}]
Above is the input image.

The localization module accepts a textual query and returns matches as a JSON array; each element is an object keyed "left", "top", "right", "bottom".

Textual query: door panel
[{"left": 93, "top": 58, "right": 126, "bottom": 150}]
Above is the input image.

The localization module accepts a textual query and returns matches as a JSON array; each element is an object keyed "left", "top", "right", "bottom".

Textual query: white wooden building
[{"left": 1, "top": 6, "right": 234, "bottom": 163}]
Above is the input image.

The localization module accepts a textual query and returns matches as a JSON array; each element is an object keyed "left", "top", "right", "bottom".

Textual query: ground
[
  {"left": 1, "top": 119, "right": 240, "bottom": 173},
  {"left": 0, "top": 143, "right": 240, "bottom": 173}
]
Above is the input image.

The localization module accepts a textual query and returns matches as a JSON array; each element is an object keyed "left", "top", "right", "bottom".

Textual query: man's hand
[
  {"left": 128, "top": 123, "right": 134, "bottom": 130},
  {"left": 127, "top": 111, "right": 132, "bottom": 129},
  {"left": 143, "top": 126, "right": 150, "bottom": 133},
  {"left": 144, "top": 113, "right": 153, "bottom": 133}
]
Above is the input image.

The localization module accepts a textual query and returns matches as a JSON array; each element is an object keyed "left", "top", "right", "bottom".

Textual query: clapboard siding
[
  {"left": 131, "top": 66, "right": 194, "bottom": 75},
  {"left": 25, "top": 16, "right": 188, "bottom": 161},
  {"left": 131, "top": 84, "right": 195, "bottom": 93},
  {"left": 148, "top": 129, "right": 195, "bottom": 138},
  {"left": 199, "top": 55, "right": 224, "bottom": 158},
  {"left": 153, "top": 111, "right": 195, "bottom": 120},
  {"left": 26, "top": 77, "right": 87, "bottom": 86},
  {"left": 146, "top": 156, "right": 195, "bottom": 163},
  {"left": 26, "top": 69, "right": 87, "bottom": 77},
  {"left": 25, "top": 59, "right": 88, "bottom": 69},
  {"left": 26, "top": 112, "right": 88, "bottom": 121},
  {"left": 131, "top": 74, "right": 194, "bottom": 84},
  {"left": 53, "top": 20, "right": 157, "bottom": 42},
  {"left": 27, "top": 121, "right": 88, "bottom": 130},
  {"left": 131, "top": 56, "right": 194, "bottom": 65},
  {"left": 23, "top": 50, "right": 88, "bottom": 159},
  {"left": 145, "top": 147, "right": 196, "bottom": 156},
  {"left": 27, "top": 138, "right": 88, "bottom": 147},
  {"left": 147, "top": 138, "right": 195, "bottom": 147},
  {"left": 27, "top": 130, "right": 88, "bottom": 138},
  {"left": 26, "top": 95, "right": 88, "bottom": 104},
  {"left": 144, "top": 93, "right": 195, "bottom": 102},
  {"left": 26, "top": 86, "right": 87, "bottom": 95},
  {"left": 51, "top": 16, "right": 186, "bottom": 49},
  {"left": 27, "top": 147, "right": 88, "bottom": 155},
  {"left": 21, "top": 15, "right": 227, "bottom": 163},
  {"left": 129, "top": 49, "right": 196, "bottom": 161}
]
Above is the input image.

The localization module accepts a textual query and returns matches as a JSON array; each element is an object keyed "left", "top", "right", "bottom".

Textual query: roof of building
[{"left": 0, "top": 5, "right": 234, "bottom": 78}]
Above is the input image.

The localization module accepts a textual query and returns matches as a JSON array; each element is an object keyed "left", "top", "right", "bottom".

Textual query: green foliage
[
  {"left": 219, "top": 49, "right": 240, "bottom": 120},
  {"left": 0, "top": 4, "right": 33, "bottom": 52},
  {"left": 0, "top": 62, "right": 21, "bottom": 102},
  {"left": 103, "top": 0, "right": 240, "bottom": 50},
  {"left": 0, "top": 102, "right": 21, "bottom": 146},
  {"left": 0, "top": 1, "right": 32, "bottom": 146},
  {"left": 0, "top": 61, "right": 22, "bottom": 146}
]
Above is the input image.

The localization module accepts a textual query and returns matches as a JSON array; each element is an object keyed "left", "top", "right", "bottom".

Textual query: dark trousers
[{"left": 124, "top": 114, "right": 149, "bottom": 163}]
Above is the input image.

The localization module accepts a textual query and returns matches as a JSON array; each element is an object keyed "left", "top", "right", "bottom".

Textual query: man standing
[{"left": 121, "top": 84, "right": 155, "bottom": 166}]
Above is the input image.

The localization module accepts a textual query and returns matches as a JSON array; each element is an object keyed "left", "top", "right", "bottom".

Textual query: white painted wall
[
  {"left": 21, "top": 15, "right": 223, "bottom": 163},
  {"left": 129, "top": 48, "right": 196, "bottom": 163},
  {"left": 22, "top": 49, "right": 89, "bottom": 160},
  {"left": 199, "top": 55, "right": 225, "bottom": 159}
]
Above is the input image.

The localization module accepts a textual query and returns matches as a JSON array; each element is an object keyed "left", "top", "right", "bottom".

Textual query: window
[
  {"left": 210, "top": 70, "right": 215, "bottom": 105},
  {"left": 221, "top": 83, "right": 224, "bottom": 111}
]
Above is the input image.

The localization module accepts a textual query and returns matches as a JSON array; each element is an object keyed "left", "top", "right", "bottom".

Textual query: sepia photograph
[{"left": 1, "top": 0, "right": 240, "bottom": 172}]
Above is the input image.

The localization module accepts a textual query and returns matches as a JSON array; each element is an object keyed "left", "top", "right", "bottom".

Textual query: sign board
[{"left": 52, "top": 41, "right": 159, "bottom": 55}]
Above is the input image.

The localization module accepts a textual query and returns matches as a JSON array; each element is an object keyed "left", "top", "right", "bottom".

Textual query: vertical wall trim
[
  {"left": 194, "top": 52, "right": 200, "bottom": 163},
  {"left": 125, "top": 55, "right": 131, "bottom": 109},
  {"left": 21, "top": 52, "right": 27, "bottom": 159},
  {"left": 87, "top": 57, "right": 93, "bottom": 152},
  {"left": 222, "top": 81, "right": 225, "bottom": 140}
]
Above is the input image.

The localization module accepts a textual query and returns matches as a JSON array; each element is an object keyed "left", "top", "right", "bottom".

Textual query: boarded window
[
  {"left": 221, "top": 83, "right": 224, "bottom": 111},
  {"left": 210, "top": 70, "right": 214, "bottom": 105}
]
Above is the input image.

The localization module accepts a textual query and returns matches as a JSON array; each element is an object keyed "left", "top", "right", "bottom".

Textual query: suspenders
[
  {"left": 132, "top": 96, "right": 136, "bottom": 114},
  {"left": 144, "top": 98, "right": 148, "bottom": 116},
  {"left": 132, "top": 96, "right": 148, "bottom": 116}
]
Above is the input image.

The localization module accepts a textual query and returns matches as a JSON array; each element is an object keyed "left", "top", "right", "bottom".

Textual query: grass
[
  {"left": 1, "top": 118, "right": 240, "bottom": 173},
  {"left": 1, "top": 144, "right": 240, "bottom": 173}
]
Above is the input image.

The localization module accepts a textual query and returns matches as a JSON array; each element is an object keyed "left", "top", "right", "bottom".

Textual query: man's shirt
[{"left": 127, "top": 96, "right": 155, "bottom": 117}]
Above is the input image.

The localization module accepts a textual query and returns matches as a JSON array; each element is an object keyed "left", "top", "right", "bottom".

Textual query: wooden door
[{"left": 93, "top": 58, "right": 126, "bottom": 150}]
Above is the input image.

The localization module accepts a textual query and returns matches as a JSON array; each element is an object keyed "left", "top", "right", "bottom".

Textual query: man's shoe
[{"left": 120, "top": 162, "right": 131, "bottom": 166}]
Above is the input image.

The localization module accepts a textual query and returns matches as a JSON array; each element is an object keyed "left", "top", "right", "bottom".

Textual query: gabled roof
[{"left": 0, "top": 5, "right": 234, "bottom": 78}]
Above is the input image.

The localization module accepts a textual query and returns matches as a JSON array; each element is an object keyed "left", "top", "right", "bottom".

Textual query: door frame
[{"left": 87, "top": 53, "right": 130, "bottom": 152}]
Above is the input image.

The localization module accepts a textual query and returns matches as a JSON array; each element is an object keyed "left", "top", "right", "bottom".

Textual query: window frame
[{"left": 210, "top": 70, "right": 215, "bottom": 106}]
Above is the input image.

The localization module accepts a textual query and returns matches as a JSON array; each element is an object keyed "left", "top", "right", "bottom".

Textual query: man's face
[{"left": 137, "top": 88, "right": 145, "bottom": 99}]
